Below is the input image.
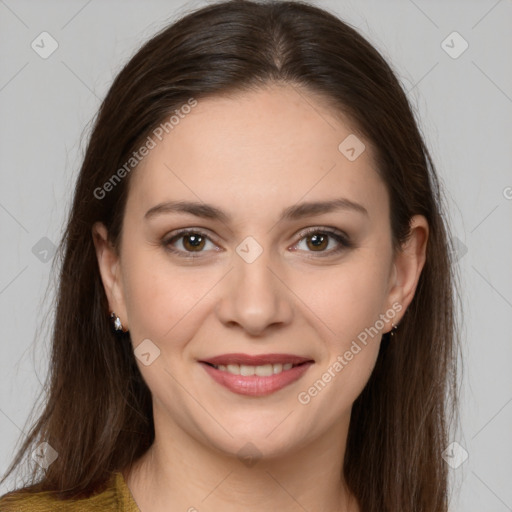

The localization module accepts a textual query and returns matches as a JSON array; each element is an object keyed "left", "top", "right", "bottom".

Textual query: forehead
[{"left": 127, "top": 84, "right": 386, "bottom": 222}]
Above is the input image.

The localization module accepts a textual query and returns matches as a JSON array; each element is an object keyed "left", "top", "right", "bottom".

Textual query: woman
[{"left": 0, "top": 0, "right": 460, "bottom": 510}]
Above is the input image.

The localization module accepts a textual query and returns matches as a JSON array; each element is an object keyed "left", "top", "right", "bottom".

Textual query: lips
[{"left": 198, "top": 353, "right": 314, "bottom": 396}]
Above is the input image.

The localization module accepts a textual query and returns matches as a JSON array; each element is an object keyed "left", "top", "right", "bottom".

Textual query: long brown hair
[{"left": 1, "top": 1, "right": 461, "bottom": 510}]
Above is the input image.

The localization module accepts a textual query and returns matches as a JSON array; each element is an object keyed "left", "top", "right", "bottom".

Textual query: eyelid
[{"left": 293, "top": 225, "right": 350, "bottom": 243}]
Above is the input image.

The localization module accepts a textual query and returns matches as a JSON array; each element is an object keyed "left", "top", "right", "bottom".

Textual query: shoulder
[{"left": 0, "top": 471, "right": 139, "bottom": 512}]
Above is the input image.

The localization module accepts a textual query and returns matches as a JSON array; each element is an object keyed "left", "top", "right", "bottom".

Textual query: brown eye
[
  {"left": 163, "top": 229, "right": 218, "bottom": 257},
  {"left": 293, "top": 228, "right": 352, "bottom": 257},
  {"left": 305, "top": 233, "right": 329, "bottom": 251},
  {"left": 182, "top": 233, "right": 206, "bottom": 252}
]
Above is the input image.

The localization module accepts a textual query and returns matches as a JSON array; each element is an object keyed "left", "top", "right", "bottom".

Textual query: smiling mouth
[
  {"left": 203, "top": 361, "right": 307, "bottom": 376},
  {"left": 198, "top": 353, "right": 314, "bottom": 396}
]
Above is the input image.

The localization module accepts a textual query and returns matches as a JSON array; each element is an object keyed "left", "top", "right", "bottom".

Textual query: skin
[{"left": 93, "top": 84, "right": 428, "bottom": 512}]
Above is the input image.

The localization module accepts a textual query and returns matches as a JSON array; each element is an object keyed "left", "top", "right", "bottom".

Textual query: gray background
[{"left": 1, "top": 0, "right": 511, "bottom": 509}]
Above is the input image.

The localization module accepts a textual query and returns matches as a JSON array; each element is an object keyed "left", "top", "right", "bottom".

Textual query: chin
[{"left": 197, "top": 417, "right": 310, "bottom": 461}]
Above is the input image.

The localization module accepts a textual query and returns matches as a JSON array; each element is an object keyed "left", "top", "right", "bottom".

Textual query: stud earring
[
  {"left": 110, "top": 312, "right": 126, "bottom": 333},
  {"left": 389, "top": 323, "right": 398, "bottom": 337}
]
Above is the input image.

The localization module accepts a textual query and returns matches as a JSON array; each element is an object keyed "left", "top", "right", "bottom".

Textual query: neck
[{"left": 124, "top": 409, "right": 358, "bottom": 512}]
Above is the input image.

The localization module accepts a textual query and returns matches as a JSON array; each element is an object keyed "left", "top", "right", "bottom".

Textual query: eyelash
[{"left": 162, "top": 227, "right": 353, "bottom": 259}]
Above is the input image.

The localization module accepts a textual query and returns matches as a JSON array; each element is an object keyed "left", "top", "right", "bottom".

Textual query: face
[{"left": 93, "top": 84, "right": 427, "bottom": 459}]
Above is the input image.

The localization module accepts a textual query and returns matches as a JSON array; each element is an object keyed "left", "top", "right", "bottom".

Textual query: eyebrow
[{"left": 144, "top": 198, "right": 368, "bottom": 223}]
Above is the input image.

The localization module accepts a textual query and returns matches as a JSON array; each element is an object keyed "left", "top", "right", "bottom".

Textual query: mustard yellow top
[{"left": 0, "top": 471, "right": 140, "bottom": 511}]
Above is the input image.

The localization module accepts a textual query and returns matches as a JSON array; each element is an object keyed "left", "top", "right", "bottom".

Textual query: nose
[{"left": 215, "top": 249, "right": 294, "bottom": 336}]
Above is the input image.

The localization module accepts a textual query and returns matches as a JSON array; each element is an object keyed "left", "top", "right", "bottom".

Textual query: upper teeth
[{"left": 213, "top": 363, "right": 294, "bottom": 376}]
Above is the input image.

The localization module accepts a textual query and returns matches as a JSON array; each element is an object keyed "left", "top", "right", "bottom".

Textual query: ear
[
  {"left": 92, "top": 222, "right": 128, "bottom": 329},
  {"left": 384, "top": 215, "right": 429, "bottom": 331}
]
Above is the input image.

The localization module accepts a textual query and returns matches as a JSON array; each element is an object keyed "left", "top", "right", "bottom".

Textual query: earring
[
  {"left": 110, "top": 312, "right": 126, "bottom": 333},
  {"left": 389, "top": 323, "right": 398, "bottom": 337}
]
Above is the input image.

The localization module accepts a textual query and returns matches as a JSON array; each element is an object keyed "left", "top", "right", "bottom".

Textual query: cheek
[
  {"left": 291, "top": 253, "right": 391, "bottom": 399},
  {"left": 121, "top": 248, "right": 222, "bottom": 345},
  {"left": 296, "top": 255, "right": 391, "bottom": 341}
]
